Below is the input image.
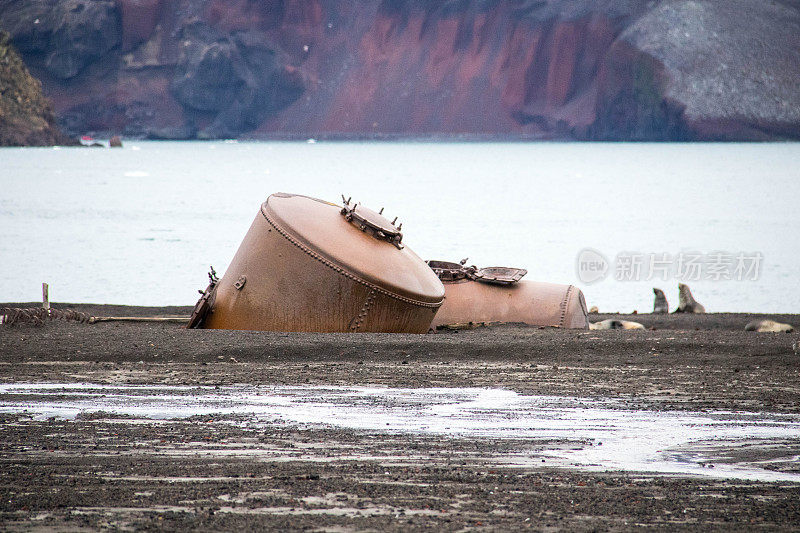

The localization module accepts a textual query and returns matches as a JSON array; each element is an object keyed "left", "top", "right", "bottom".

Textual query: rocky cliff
[
  {"left": 0, "top": 0, "right": 797, "bottom": 141},
  {"left": 0, "top": 31, "right": 75, "bottom": 145}
]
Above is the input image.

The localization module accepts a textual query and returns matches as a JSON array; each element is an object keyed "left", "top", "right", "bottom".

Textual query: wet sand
[{"left": 1, "top": 303, "right": 799, "bottom": 530}]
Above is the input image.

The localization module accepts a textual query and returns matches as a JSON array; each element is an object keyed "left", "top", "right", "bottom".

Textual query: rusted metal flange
[{"left": 340, "top": 196, "right": 404, "bottom": 249}]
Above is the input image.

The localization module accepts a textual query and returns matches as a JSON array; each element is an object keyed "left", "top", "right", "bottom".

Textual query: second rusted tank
[
  {"left": 192, "top": 193, "right": 445, "bottom": 333},
  {"left": 427, "top": 260, "right": 589, "bottom": 329}
]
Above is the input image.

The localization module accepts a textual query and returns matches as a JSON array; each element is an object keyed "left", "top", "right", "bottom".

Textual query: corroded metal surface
[
  {"left": 428, "top": 260, "right": 588, "bottom": 329},
  {"left": 200, "top": 193, "right": 444, "bottom": 333}
]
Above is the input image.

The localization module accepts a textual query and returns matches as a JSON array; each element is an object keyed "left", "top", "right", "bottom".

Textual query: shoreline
[
  {"left": 2, "top": 303, "right": 798, "bottom": 413},
  {"left": 4, "top": 301, "right": 799, "bottom": 326}
]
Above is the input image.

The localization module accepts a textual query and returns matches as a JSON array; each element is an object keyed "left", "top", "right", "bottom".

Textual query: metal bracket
[{"left": 187, "top": 266, "right": 219, "bottom": 329}]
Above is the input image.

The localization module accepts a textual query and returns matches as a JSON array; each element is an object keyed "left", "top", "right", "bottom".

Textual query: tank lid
[
  {"left": 262, "top": 193, "right": 444, "bottom": 304},
  {"left": 340, "top": 197, "right": 404, "bottom": 248},
  {"left": 427, "top": 259, "right": 527, "bottom": 285},
  {"left": 473, "top": 266, "right": 527, "bottom": 285}
]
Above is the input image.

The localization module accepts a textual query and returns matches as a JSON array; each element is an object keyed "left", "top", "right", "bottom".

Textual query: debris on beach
[
  {"left": 192, "top": 193, "right": 443, "bottom": 333},
  {"left": 189, "top": 193, "right": 585, "bottom": 333},
  {"left": 1, "top": 307, "right": 92, "bottom": 326},
  {"left": 0, "top": 307, "right": 187, "bottom": 327},
  {"left": 427, "top": 259, "right": 588, "bottom": 330}
]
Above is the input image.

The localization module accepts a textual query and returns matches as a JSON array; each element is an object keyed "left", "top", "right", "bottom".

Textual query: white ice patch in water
[{"left": 1, "top": 383, "right": 799, "bottom": 483}]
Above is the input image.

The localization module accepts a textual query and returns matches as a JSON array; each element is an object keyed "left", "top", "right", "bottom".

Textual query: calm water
[{"left": 1, "top": 141, "right": 798, "bottom": 312}]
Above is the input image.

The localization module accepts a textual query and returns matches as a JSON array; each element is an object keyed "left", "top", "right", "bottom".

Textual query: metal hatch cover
[
  {"left": 340, "top": 196, "right": 404, "bottom": 249},
  {"left": 427, "top": 259, "right": 527, "bottom": 285},
  {"left": 473, "top": 266, "right": 528, "bottom": 285}
]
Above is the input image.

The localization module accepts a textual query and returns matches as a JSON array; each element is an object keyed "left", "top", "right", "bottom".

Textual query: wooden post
[{"left": 42, "top": 283, "right": 49, "bottom": 310}]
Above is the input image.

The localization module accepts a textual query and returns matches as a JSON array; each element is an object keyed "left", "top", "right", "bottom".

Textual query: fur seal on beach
[
  {"left": 744, "top": 319, "right": 794, "bottom": 333},
  {"left": 652, "top": 288, "right": 668, "bottom": 314},
  {"left": 590, "top": 319, "right": 645, "bottom": 330},
  {"left": 674, "top": 283, "right": 705, "bottom": 313}
]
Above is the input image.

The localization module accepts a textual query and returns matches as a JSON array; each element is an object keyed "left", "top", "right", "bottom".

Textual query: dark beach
[{"left": 1, "top": 303, "right": 799, "bottom": 531}]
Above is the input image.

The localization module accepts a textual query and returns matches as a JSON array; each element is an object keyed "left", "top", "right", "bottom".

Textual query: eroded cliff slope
[
  {"left": 0, "top": 31, "right": 74, "bottom": 145},
  {"left": 0, "top": 0, "right": 797, "bottom": 140}
]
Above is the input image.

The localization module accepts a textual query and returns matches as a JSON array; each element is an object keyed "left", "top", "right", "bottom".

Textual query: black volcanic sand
[{"left": 1, "top": 303, "right": 799, "bottom": 531}]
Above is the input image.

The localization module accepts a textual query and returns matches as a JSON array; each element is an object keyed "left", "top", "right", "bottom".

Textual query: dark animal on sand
[
  {"left": 653, "top": 288, "right": 668, "bottom": 314},
  {"left": 674, "top": 283, "right": 705, "bottom": 313}
]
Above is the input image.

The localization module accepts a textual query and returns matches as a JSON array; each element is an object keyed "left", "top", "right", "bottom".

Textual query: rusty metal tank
[
  {"left": 192, "top": 193, "right": 445, "bottom": 333},
  {"left": 427, "top": 260, "right": 589, "bottom": 329}
]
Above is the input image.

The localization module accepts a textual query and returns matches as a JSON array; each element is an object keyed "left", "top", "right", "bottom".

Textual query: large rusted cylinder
[
  {"left": 428, "top": 261, "right": 589, "bottom": 329},
  {"left": 200, "top": 193, "right": 444, "bottom": 333}
]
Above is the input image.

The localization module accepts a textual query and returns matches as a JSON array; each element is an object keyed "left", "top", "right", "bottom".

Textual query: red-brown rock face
[
  {"left": 261, "top": 7, "right": 622, "bottom": 137},
  {"left": 0, "top": 0, "right": 797, "bottom": 140}
]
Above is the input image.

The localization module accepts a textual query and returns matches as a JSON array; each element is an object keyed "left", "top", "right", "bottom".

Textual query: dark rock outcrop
[
  {"left": 0, "top": 31, "right": 76, "bottom": 145},
  {"left": 171, "top": 23, "right": 303, "bottom": 139},
  {"left": 0, "top": 0, "right": 121, "bottom": 79},
  {"left": 0, "top": 0, "right": 797, "bottom": 140}
]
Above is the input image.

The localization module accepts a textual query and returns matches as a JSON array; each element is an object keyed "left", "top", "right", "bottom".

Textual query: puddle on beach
[{"left": 1, "top": 383, "right": 799, "bottom": 483}]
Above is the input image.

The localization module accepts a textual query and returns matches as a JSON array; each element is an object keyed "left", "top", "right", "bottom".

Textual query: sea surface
[{"left": 1, "top": 141, "right": 798, "bottom": 312}]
